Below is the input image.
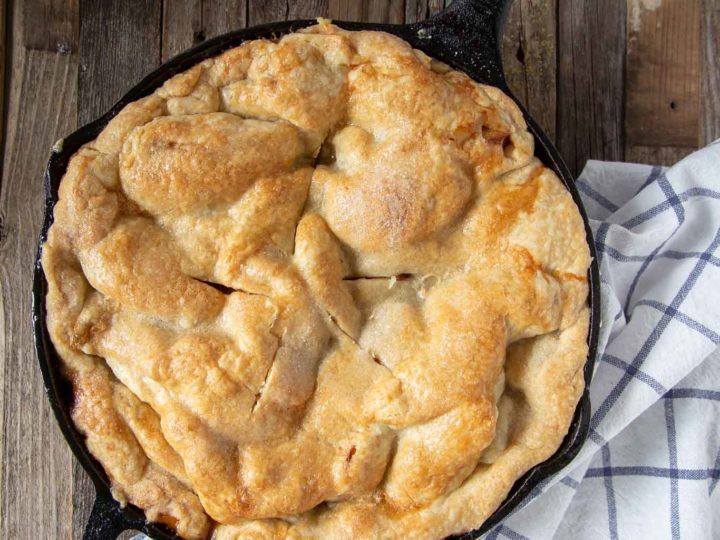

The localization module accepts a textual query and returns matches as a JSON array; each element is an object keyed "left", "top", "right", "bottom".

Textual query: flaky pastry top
[{"left": 42, "top": 21, "right": 591, "bottom": 540}]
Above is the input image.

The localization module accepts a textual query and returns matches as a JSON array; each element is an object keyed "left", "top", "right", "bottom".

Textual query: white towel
[{"left": 484, "top": 140, "right": 720, "bottom": 540}]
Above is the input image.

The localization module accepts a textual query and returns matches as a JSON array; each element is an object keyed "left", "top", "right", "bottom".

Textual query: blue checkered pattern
[{"left": 483, "top": 142, "right": 720, "bottom": 539}]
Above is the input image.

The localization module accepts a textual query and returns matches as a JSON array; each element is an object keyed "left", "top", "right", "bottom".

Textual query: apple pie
[{"left": 42, "top": 20, "right": 591, "bottom": 540}]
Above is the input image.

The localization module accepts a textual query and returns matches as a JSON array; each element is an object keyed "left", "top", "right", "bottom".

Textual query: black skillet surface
[{"left": 32, "top": 0, "right": 601, "bottom": 538}]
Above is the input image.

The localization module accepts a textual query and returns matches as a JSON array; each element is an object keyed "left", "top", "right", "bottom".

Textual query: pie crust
[{"left": 42, "top": 20, "right": 591, "bottom": 540}]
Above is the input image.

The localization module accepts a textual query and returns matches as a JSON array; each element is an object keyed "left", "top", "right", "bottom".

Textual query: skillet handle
[
  {"left": 83, "top": 490, "right": 143, "bottom": 540},
  {"left": 408, "top": 0, "right": 512, "bottom": 87}
]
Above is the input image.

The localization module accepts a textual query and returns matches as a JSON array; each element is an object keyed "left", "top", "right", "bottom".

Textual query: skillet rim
[{"left": 32, "top": 10, "right": 601, "bottom": 540}]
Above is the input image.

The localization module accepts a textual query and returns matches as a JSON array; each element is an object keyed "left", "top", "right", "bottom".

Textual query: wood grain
[
  {"left": 162, "top": 0, "right": 249, "bottom": 61},
  {"left": 201, "top": 0, "right": 248, "bottom": 37},
  {"left": 327, "top": 0, "right": 405, "bottom": 23},
  {"left": 366, "top": 0, "right": 405, "bottom": 23},
  {"left": 405, "top": 0, "right": 445, "bottom": 23},
  {"left": 625, "top": 0, "right": 700, "bottom": 148},
  {"left": 501, "top": 1, "right": 528, "bottom": 109},
  {"left": 701, "top": 0, "right": 720, "bottom": 143},
  {"left": 78, "top": 0, "right": 162, "bottom": 123},
  {"left": 248, "top": 0, "right": 289, "bottom": 25},
  {"left": 162, "top": 0, "right": 202, "bottom": 61},
  {"left": 624, "top": 145, "right": 696, "bottom": 166},
  {"left": 287, "top": 0, "right": 329, "bottom": 19},
  {"left": 327, "top": 0, "right": 364, "bottom": 20},
  {"left": 22, "top": 0, "right": 78, "bottom": 53},
  {"left": 0, "top": 0, "right": 6, "bottom": 187},
  {"left": 0, "top": 0, "right": 77, "bottom": 538},
  {"left": 500, "top": 0, "right": 556, "bottom": 143},
  {"left": 557, "top": 0, "right": 626, "bottom": 174}
]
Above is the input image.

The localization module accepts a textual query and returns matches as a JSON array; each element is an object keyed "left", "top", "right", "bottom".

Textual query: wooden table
[{"left": 1, "top": 0, "right": 717, "bottom": 538}]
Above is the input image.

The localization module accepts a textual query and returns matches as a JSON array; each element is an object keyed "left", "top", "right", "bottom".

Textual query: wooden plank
[
  {"left": 0, "top": 0, "right": 9, "bottom": 510},
  {"left": 701, "top": 0, "right": 720, "bottom": 143},
  {"left": 625, "top": 0, "right": 700, "bottom": 148},
  {"left": 0, "top": 0, "right": 77, "bottom": 538},
  {"left": 74, "top": 1, "right": 162, "bottom": 536},
  {"left": 405, "top": 0, "right": 445, "bottom": 23},
  {"left": 247, "top": 0, "right": 327, "bottom": 23},
  {"left": 162, "top": 0, "right": 202, "bottom": 61},
  {"left": 501, "top": 0, "right": 529, "bottom": 108},
  {"left": 366, "top": 0, "right": 405, "bottom": 23},
  {"left": 500, "top": 0, "right": 557, "bottom": 143},
  {"left": 517, "top": 0, "right": 556, "bottom": 143},
  {"left": 248, "top": 0, "right": 288, "bottom": 24},
  {"left": 162, "top": 0, "right": 248, "bottom": 62},
  {"left": 330, "top": 0, "right": 407, "bottom": 23},
  {"left": 328, "top": 0, "right": 363, "bottom": 20},
  {"left": 71, "top": 460, "right": 95, "bottom": 540},
  {"left": 557, "top": 0, "right": 626, "bottom": 175},
  {"left": 202, "top": 0, "right": 248, "bottom": 35},
  {"left": 0, "top": 0, "right": 6, "bottom": 187},
  {"left": 78, "top": 0, "right": 162, "bottom": 123},
  {"left": 247, "top": 0, "right": 415, "bottom": 26},
  {"left": 287, "top": 0, "right": 329, "bottom": 19},
  {"left": 625, "top": 144, "right": 695, "bottom": 166},
  {"left": 22, "top": 0, "right": 79, "bottom": 52}
]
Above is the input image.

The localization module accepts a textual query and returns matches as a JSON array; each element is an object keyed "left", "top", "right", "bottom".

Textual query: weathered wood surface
[
  {"left": 623, "top": 0, "right": 702, "bottom": 164},
  {"left": 78, "top": 0, "right": 162, "bottom": 122},
  {"left": 701, "top": 0, "right": 720, "bottom": 144},
  {"left": 0, "top": 1, "right": 716, "bottom": 538},
  {"left": 0, "top": 1, "right": 78, "bottom": 539},
  {"left": 556, "top": 0, "right": 626, "bottom": 173},
  {"left": 625, "top": 0, "right": 700, "bottom": 148},
  {"left": 502, "top": 0, "right": 557, "bottom": 144},
  {"left": 0, "top": 0, "right": 5, "bottom": 172}
]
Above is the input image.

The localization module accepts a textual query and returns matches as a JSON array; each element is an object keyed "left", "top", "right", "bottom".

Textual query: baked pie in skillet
[{"left": 42, "top": 20, "right": 591, "bottom": 540}]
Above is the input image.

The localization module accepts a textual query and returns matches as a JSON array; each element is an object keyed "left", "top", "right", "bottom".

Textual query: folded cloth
[
  {"left": 483, "top": 140, "right": 720, "bottom": 540},
  {"left": 132, "top": 143, "right": 720, "bottom": 540}
]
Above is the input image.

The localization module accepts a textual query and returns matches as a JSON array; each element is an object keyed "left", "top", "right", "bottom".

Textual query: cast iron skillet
[{"left": 32, "top": 0, "right": 601, "bottom": 538}]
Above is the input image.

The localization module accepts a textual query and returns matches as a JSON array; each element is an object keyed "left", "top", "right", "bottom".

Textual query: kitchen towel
[
  {"left": 483, "top": 140, "right": 720, "bottom": 540},
  {"left": 132, "top": 141, "right": 720, "bottom": 540}
]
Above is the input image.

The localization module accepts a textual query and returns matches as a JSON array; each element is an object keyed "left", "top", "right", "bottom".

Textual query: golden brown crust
[{"left": 42, "top": 21, "right": 591, "bottom": 540}]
